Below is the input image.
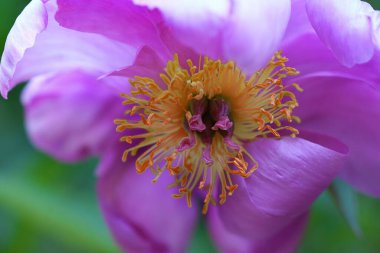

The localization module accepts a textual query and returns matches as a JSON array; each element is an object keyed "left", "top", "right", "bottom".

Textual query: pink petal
[
  {"left": 22, "top": 69, "right": 123, "bottom": 162},
  {"left": 222, "top": 0, "right": 291, "bottom": 72},
  {"left": 297, "top": 130, "right": 349, "bottom": 155},
  {"left": 146, "top": 0, "right": 291, "bottom": 70},
  {"left": 105, "top": 45, "right": 199, "bottom": 93},
  {"left": 56, "top": 0, "right": 291, "bottom": 73},
  {"left": 55, "top": 0, "right": 165, "bottom": 51},
  {"left": 282, "top": 0, "right": 314, "bottom": 45},
  {"left": 206, "top": 137, "right": 345, "bottom": 252},
  {"left": 133, "top": 0, "right": 231, "bottom": 59},
  {"left": 106, "top": 46, "right": 165, "bottom": 82},
  {"left": 282, "top": 33, "right": 380, "bottom": 85},
  {"left": 372, "top": 11, "right": 380, "bottom": 49},
  {"left": 209, "top": 210, "right": 309, "bottom": 253},
  {"left": 97, "top": 149, "right": 198, "bottom": 253},
  {"left": 0, "top": 0, "right": 48, "bottom": 98},
  {"left": 293, "top": 76, "right": 380, "bottom": 196},
  {"left": 0, "top": 0, "right": 135, "bottom": 98},
  {"left": 246, "top": 138, "right": 345, "bottom": 216},
  {"left": 56, "top": 0, "right": 201, "bottom": 70},
  {"left": 305, "top": 0, "right": 379, "bottom": 67}
]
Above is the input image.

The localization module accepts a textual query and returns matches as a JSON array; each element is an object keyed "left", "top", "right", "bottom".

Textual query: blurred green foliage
[
  {"left": 0, "top": 1, "right": 379, "bottom": 253},
  {"left": 370, "top": 0, "right": 380, "bottom": 9}
]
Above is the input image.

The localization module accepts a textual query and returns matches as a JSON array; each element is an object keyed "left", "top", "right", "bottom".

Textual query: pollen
[{"left": 115, "top": 52, "right": 301, "bottom": 214}]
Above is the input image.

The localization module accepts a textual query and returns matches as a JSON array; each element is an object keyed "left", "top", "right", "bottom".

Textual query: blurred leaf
[
  {"left": 188, "top": 217, "right": 217, "bottom": 253},
  {"left": 299, "top": 191, "right": 380, "bottom": 253},
  {"left": 0, "top": 175, "right": 120, "bottom": 253},
  {"left": 366, "top": 0, "right": 380, "bottom": 9},
  {"left": 328, "top": 181, "right": 362, "bottom": 237},
  {"left": 3, "top": 220, "right": 36, "bottom": 253}
]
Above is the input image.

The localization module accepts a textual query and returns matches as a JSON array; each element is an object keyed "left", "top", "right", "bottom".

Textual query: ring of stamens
[{"left": 115, "top": 52, "right": 301, "bottom": 214}]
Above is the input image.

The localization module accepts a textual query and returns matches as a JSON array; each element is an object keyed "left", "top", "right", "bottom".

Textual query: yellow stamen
[{"left": 115, "top": 52, "right": 301, "bottom": 214}]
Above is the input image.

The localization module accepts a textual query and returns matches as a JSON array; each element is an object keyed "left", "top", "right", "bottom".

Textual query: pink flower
[{"left": 1, "top": 0, "right": 379, "bottom": 252}]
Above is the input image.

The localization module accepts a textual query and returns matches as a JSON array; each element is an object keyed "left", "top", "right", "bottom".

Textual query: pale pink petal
[
  {"left": 133, "top": 0, "right": 230, "bottom": 59},
  {"left": 56, "top": 0, "right": 291, "bottom": 73},
  {"left": 372, "top": 11, "right": 380, "bottom": 49},
  {"left": 305, "top": 0, "right": 379, "bottom": 67},
  {"left": 0, "top": 0, "right": 47, "bottom": 98},
  {"left": 97, "top": 149, "right": 198, "bottom": 253},
  {"left": 282, "top": 0, "right": 314, "bottom": 45},
  {"left": 206, "top": 137, "right": 345, "bottom": 252},
  {"left": 138, "top": 0, "right": 292, "bottom": 71},
  {"left": 55, "top": 0, "right": 165, "bottom": 51},
  {"left": 22, "top": 69, "right": 123, "bottom": 162},
  {"left": 106, "top": 46, "right": 165, "bottom": 82},
  {"left": 282, "top": 33, "right": 380, "bottom": 84},
  {"left": 104, "top": 45, "right": 198, "bottom": 93},
  {"left": 209, "top": 210, "right": 308, "bottom": 253},
  {"left": 222, "top": 0, "right": 291, "bottom": 72},
  {"left": 56, "top": 0, "right": 227, "bottom": 58},
  {"left": 0, "top": 0, "right": 135, "bottom": 98},
  {"left": 294, "top": 76, "right": 380, "bottom": 196}
]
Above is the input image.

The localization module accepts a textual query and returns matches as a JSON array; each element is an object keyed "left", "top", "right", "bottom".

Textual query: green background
[{"left": 0, "top": 1, "right": 379, "bottom": 252}]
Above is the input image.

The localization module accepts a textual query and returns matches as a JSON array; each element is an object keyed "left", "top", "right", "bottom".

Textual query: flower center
[{"left": 115, "top": 53, "right": 302, "bottom": 214}]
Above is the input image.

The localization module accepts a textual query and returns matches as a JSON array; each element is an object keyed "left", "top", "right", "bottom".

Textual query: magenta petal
[
  {"left": 133, "top": 0, "right": 230, "bottom": 58},
  {"left": 0, "top": 0, "right": 48, "bottom": 98},
  {"left": 56, "top": 0, "right": 225, "bottom": 59},
  {"left": 106, "top": 46, "right": 165, "bottom": 82},
  {"left": 305, "top": 0, "right": 379, "bottom": 67},
  {"left": 57, "top": 0, "right": 200, "bottom": 64},
  {"left": 206, "top": 137, "right": 344, "bottom": 250},
  {"left": 55, "top": 0, "right": 291, "bottom": 72},
  {"left": 297, "top": 130, "right": 349, "bottom": 155},
  {"left": 282, "top": 33, "right": 380, "bottom": 84},
  {"left": 22, "top": 69, "right": 122, "bottom": 162},
  {"left": 244, "top": 138, "right": 345, "bottom": 217},
  {"left": 0, "top": 1, "right": 135, "bottom": 98},
  {"left": 56, "top": 0, "right": 165, "bottom": 51},
  {"left": 97, "top": 150, "right": 198, "bottom": 253},
  {"left": 373, "top": 11, "right": 380, "bottom": 48},
  {"left": 282, "top": 0, "right": 314, "bottom": 45},
  {"left": 294, "top": 76, "right": 380, "bottom": 196},
  {"left": 209, "top": 209, "right": 309, "bottom": 253},
  {"left": 283, "top": 5, "right": 380, "bottom": 80},
  {"left": 222, "top": 0, "right": 291, "bottom": 72}
]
